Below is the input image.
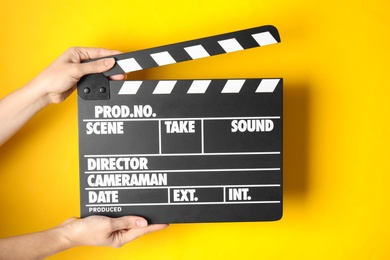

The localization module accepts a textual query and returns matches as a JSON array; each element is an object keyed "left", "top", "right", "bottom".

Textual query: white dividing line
[
  {"left": 201, "top": 119, "right": 204, "bottom": 154},
  {"left": 85, "top": 184, "right": 281, "bottom": 191},
  {"left": 84, "top": 151, "right": 280, "bottom": 158},
  {"left": 82, "top": 116, "right": 281, "bottom": 122},
  {"left": 85, "top": 168, "right": 280, "bottom": 174},
  {"left": 86, "top": 201, "right": 281, "bottom": 207},
  {"left": 167, "top": 187, "right": 170, "bottom": 203},
  {"left": 158, "top": 119, "right": 162, "bottom": 154}
]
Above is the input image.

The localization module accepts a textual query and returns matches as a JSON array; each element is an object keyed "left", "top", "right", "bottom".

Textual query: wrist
[
  {"left": 51, "top": 224, "right": 76, "bottom": 250},
  {"left": 24, "top": 78, "right": 53, "bottom": 108}
]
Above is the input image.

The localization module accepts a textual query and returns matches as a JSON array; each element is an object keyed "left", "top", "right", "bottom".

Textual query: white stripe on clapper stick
[
  {"left": 221, "top": 79, "right": 246, "bottom": 93},
  {"left": 150, "top": 51, "right": 177, "bottom": 66},
  {"left": 117, "top": 58, "right": 143, "bottom": 73},
  {"left": 218, "top": 38, "right": 244, "bottom": 53},
  {"left": 255, "top": 79, "right": 280, "bottom": 93},
  {"left": 184, "top": 44, "right": 210, "bottom": 59},
  {"left": 153, "top": 81, "right": 177, "bottom": 94},
  {"left": 187, "top": 80, "right": 211, "bottom": 94},
  {"left": 118, "top": 81, "right": 143, "bottom": 95},
  {"left": 251, "top": 31, "right": 278, "bottom": 46}
]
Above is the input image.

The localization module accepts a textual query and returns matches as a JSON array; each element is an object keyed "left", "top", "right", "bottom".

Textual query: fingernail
[
  {"left": 136, "top": 219, "right": 148, "bottom": 228},
  {"left": 104, "top": 58, "right": 114, "bottom": 67}
]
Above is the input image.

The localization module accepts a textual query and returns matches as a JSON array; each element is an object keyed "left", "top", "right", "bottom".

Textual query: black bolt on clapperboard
[{"left": 77, "top": 25, "right": 283, "bottom": 224}]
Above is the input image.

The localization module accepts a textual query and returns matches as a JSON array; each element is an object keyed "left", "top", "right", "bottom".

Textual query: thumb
[
  {"left": 111, "top": 216, "right": 148, "bottom": 231},
  {"left": 78, "top": 57, "right": 116, "bottom": 76}
]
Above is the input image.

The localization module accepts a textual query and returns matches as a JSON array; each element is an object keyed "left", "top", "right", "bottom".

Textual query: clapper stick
[
  {"left": 103, "top": 25, "right": 280, "bottom": 76},
  {"left": 78, "top": 25, "right": 280, "bottom": 100},
  {"left": 77, "top": 25, "right": 283, "bottom": 224}
]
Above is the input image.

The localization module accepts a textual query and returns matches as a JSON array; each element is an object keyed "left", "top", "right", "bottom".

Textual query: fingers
[
  {"left": 57, "top": 47, "right": 126, "bottom": 80},
  {"left": 67, "top": 47, "right": 122, "bottom": 61},
  {"left": 64, "top": 47, "right": 122, "bottom": 78},
  {"left": 109, "top": 217, "right": 168, "bottom": 245},
  {"left": 109, "top": 74, "right": 126, "bottom": 80},
  {"left": 77, "top": 57, "right": 126, "bottom": 80},
  {"left": 76, "top": 57, "right": 116, "bottom": 77},
  {"left": 144, "top": 224, "right": 169, "bottom": 233},
  {"left": 110, "top": 216, "right": 149, "bottom": 231},
  {"left": 82, "top": 47, "right": 122, "bottom": 60},
  {"left": 62, "top": 215, "right": 168, "bottom": 248}
]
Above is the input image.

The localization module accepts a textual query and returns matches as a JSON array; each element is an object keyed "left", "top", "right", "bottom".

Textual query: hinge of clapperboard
[{"left": 77, "top": 25, "right": 281, "bottom": 100}]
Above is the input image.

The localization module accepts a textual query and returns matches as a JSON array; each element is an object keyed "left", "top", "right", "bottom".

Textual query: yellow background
[{"left": 1, "top": 0, "right": 389, "bottom": 259}]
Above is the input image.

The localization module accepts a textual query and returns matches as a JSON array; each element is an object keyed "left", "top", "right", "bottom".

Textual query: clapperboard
[{"left": 77, "top": 25, "right": 283, "bottom": 223}]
